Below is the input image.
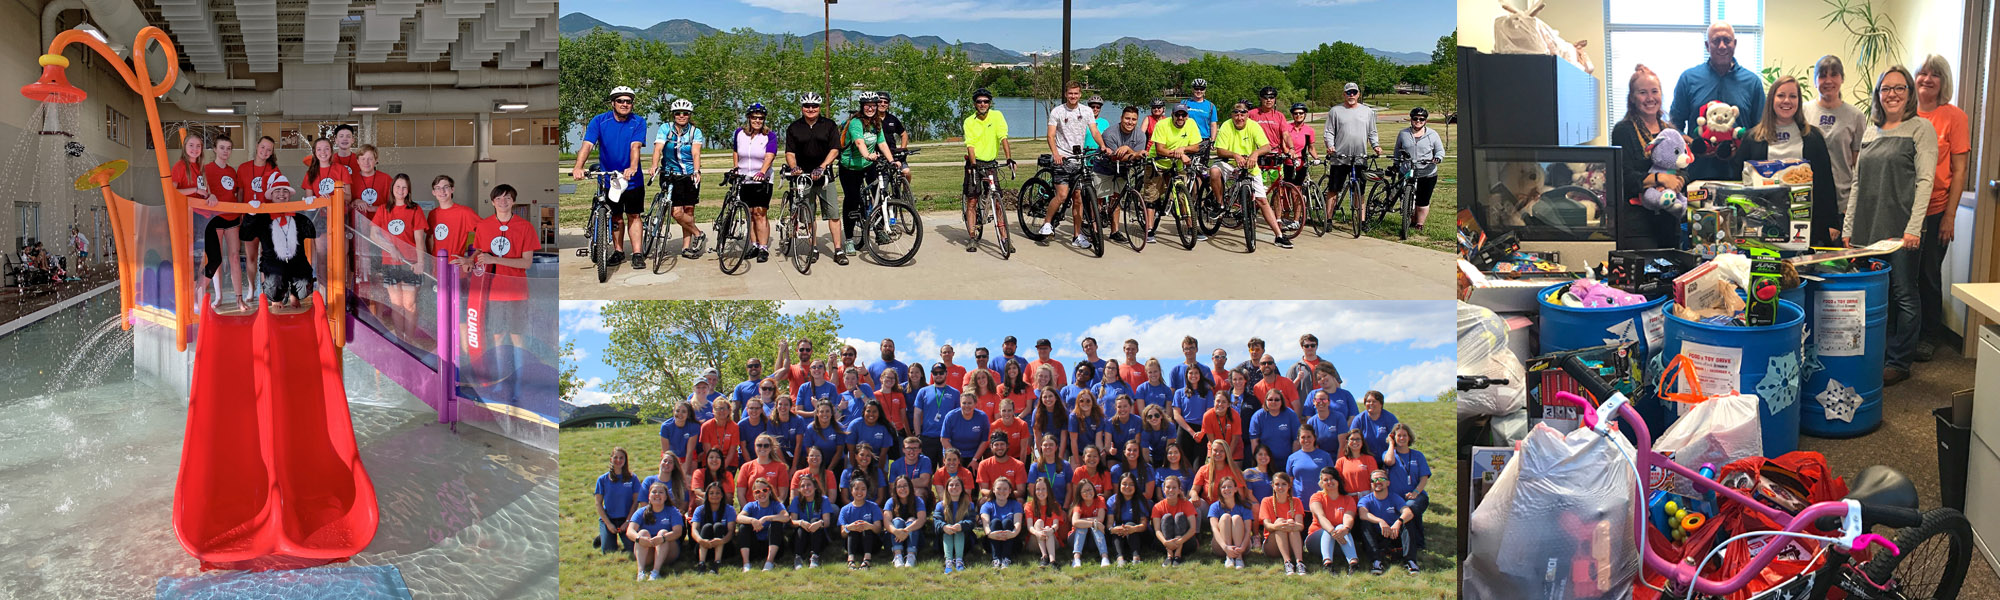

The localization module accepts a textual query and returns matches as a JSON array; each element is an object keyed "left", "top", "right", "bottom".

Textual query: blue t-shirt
[
  {"left": 1182, "top": 99, "right": 1218, "bottom": 138},
  {"left": 1358, "top": 492, "right": 1407, "bottom": 525},
  {"left": 1133, "top": 382, "right": 1173, "bottom": 410},
  {"left": 1059, "top": 384, "right": 1091, "bottom": 412},
  {"left": 1107, "top": 493, "right": 1148, "bottom": 524},
  {"left": 1286, "top": 449, "right": 1336, "bottom": 499},
  {"left": 738, "top": 416, "right": 774, "bottom": 458},
  {"left": 868, "top": 359, "right": 909, "bottom": 389},
  {"left": 653, "top": 123, "right": 705, "bottom": 177},
  {"left": 840, "top": 467, "right": 887, "bottom": 499},
  {"left": 1081, "top": 358, "right": 1108, "bottom": 385},
  {"left": 690, "top": 392, "right": 718, "bottom": 422},
  {"left": 1350, "top": 410, "right": 1400, "bottom": 458},
  {"left": 1384, "top": 448, "right": 1431, "bottom": 499},
  {"left": 732, "top": 380, "right": 763, "bottom": 408},
  {"left": 596, "top": 473, "right": 641, "bottom": 520},
  {"left": 888, "top": 455, "right": 934, "bottom": 484},
  {"left": 583, "top": 111, "right": 649, "bottom": 187},
  {"left": 1068, "top": 415, "right": 1105, "bottom": 450},
  {"left": 1168, "top": 363, "right": 1208, "bottom": 391},
  {"left": 884, "top": 496, "right": 928, "bottom": 522},
  {"left": 1107, "top": 416, "right": 1143, "bottom": 453},
  {"left": 770, "top": 416, "right": 805, "bottom": 449},
  {"left": 1151, "top": 467, "right": 1186, "bottom": 495},
  {"left": 740, "top": 499, "right": 786, "bottom": 539},
  {"left": 1310, "top": 388, "right": 1360, "bottom": 419},
  {"left": 1242, "top": 468, "right": 1274, "bottom": 501},
  {"left": 1093, "top": 381, "right": 1133, "bottom": 413},
  {"left": 791, "top": 495, "right": 836, "bottom": 524},
  {"left": 691, "top": 502, "right": 737, "bottom": 527},
  {"left": 795, "top": 381, "right": 838, "bottom": 414},
  {"left": 839, "top": 386, "right": 876, "bottom": 424},
  {"left": 914, "top": 385, "right": 961, "bottom": 438},
  {"left": 982, "top": 499, "right": 1025, "bottom": 527},
  {"left": 1304, "top": 412, "right": 1347, "bottom": 455},
  {"left": 637, "top": 475, "right": 679, "bottom": 508},
  {"left": 628, "top": 504, "right": 684, "bottom": 536},
  {"left": 660, "top": 418, "right": 703, "bottom": 458},
  {"left": 1250, "top": 407, "right": 1301, "bottom": 458},
  {"left": 1174, "top": 388, "right": 1214, "bottom": 427},
  {"left": 1028, "top": 459, "right": 1073, "bottom": 500},
  {"left": 846, "top": 417, "right": 896, "bottom": 453},
  {"left": 802, "top": 423, "right": 846, "bottom": 461},
  {"left": 942, "top": 409, "right": 992, "bottom": 458},
  {"left": 1208, "top": 501, "right": 1254, "bottom": 521},
  {"left": 839, "top": 500, "right": 884, "bottom": 527},
  {"left": 1108, "top": 462, "right": 1148, "bottom": 495},
  {"left": 1141, "top": 426, "right": 1175, "bottom": 462},
  {"left": 988, "top": 355, "right": 1028, "bottom": 378}
]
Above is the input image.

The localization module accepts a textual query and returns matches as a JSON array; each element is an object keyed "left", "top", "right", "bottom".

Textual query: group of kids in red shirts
[{"left": 174, "top": 124, "right": 539, "bottom": 321}]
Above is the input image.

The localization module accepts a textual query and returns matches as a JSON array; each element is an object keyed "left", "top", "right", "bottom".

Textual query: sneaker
[
  {"left": 994, "top": 559, "right": 1004, "bottom": 569},
  {"left": 1197, "top": 233, "right": 1210, "bottom": 241},
  {"left": 763, "top": 561, "right": 774, "bottom": 571},
  {"left": 608, "top": 251, "right": 626, "bottom": 266},
  {"left": 1146, "top": 235, "right": 1157, "bottom": 243},
  {"left": 757, "top": 247, "right": 770, "bottom": 262},
  {"left": 1370, "top": 560, "right": 1385, "bottom": 575},
  {"left": 1100, "top": 556, "right": 1110, "bottom": 567},
  {"left": 810, "top": 554, "right": 820, "bottom": 569},
  {"left": 1073, "top": 234, "right": 1092, "bottom": 249},
  {"left": 1002, "top": 557, "right": 1013, "bottom": 568},
  {"left": 1405, "top": 560, "right": 1420, "bottom": 574},
  {"left": 636, "top": 572, "right": 646, "bottom": 582},
  {"left": 832, "top": 251, "right": 849, "bottom": 266},
  {"left": 842, "top": 240, "right": 857, "bottom": 255},
  {"left": 966, "top": 240, "right": 979, "bottom": 252},
  {"left": 1283, "top": 561, "right": 1295, "bottom": 575},
  {"left": 630, "top": 254, "right": 646, "bottom": 269},
  {"left": 1002, "top": 239, "right": 1016, "bottom": 254},
  {"left": 794, "top": 557, "right": 803, "bottom": 570},
  {"left": 944, "top": 562, "right": 954, "bottom": 574},
  {"left": 1039, "top": 223, "right": 1055, "bottom": 236},
  {"left": 1163, "top": 557, "right": 1175, "bottom": 567},
  {"left": 1116, "top": 557, "right": 1126, "bottom": 567},
  {"left": 1110, "top": 231, "right": 1128, "bottom": 243},
  {"left": 742, "top": 563, "right": 752, "bottom": 573},
  {"left": 1916, "top": 340, "right": 1937, "bottom": 362},
  {"left": 1323, "top": 561, "right": 1336, "bottom": 575},
  {"left": 1347, "top": 561, "right": 1360, "bottom": 575},
  {"left": 1275, "top": 236, "right": 1295, "bottom": 249},
  {"left": 1072, "top": 555, "right": 1082, "bottom": 568},
  {"left": 649, "top": 571, "right": 660, "bottom": 580}
]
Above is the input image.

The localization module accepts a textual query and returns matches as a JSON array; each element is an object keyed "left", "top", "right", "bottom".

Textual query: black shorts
[
  {"left": 740, "top": 181, "right": 773, "bottom": 209},
  {"left": 964, "top": 161, "right": 1001, "bottom": 197},
  {"left": 1414, "top": 176, "right": 1438, "bottom": 208},
  {"left": 379, "top": 264, "right": 423, "bottom": 286},
  {"left": 614, "top": 183, "right": 645, "bottom": 216},
  {"left": 663, "top": 175, "right": 700, "bottom": 208},
  {"left": 1326, "top": 165, "right": 1360, "bottom": 196}
]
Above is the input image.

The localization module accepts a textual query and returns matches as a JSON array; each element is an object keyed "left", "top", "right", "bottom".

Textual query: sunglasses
[
  {"left": 1372, "top": 477, "right": 1389, "bottom": 482},
  {"left": 757, "top": 443, "right": 772, "bottom": 448},
  {"left": 760, "top": 386, "right": 776, "bottom": 391},
  {"left": 612, "top": 98, "right": 634, "bottom": 105},
  {"left": 1302, "top": 343, "right": 1317, "bottom": 349},
  {"left": 974, "top": 99, "right": 992, "bottom": 105},
  {"left": 1232, "top": 110, "right": 1248, "bottom": 114}
]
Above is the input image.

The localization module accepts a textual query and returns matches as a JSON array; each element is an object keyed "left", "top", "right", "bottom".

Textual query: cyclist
[
  {"left": 836, "top": 92, "right": 897, "bottom": 265},
  {"left": 1143, "top": 99, "right": 1167, "bottom": 136},
  {"left": 572, "top": 86, "right": 648, "bottom": 268},
  {"left": 1083, "top": 95, "right": 1111, "bottom": 154},
  {"left": 876, "top": 93, "right": 913, "bottom": 189},
  {"left": 1393, "top": 106, "right": 1446, "bottom": 229},
  {"left": 1208, "top": 101, "right": 1295, "bottom": 249},
  {"left": 732, "top": 103, "right": 779, "bottom": 262},
  {"left": 1038, "top": 82, "right": 1107, "bottom": 249},
  {"left": 1145, "top": 105, "right": 1206, "bottom": 240},
  {"left": 961, "top": 88, "right": 1017, "bottom": 253},
  {"left": 1246, "top": 87, "right": 1288, "bottom": 148},
  {"left": 1094, "top": 106, "right": 1152, "bottom": 244},
  {"left": 1279, "top": 103, "right": 1318, "bottom": 229},
  {"left": 782, "top": 93, "right": 843, "bottom": 264},
  {"left": 1183, "top": 79, "right": 1219, "bottom": 140},
  {"left": 1322, "top": 82, "right": 1381, "bottom": 224},
  {"left": 650, "top": 99, "right": 706, "bottom": 266}
]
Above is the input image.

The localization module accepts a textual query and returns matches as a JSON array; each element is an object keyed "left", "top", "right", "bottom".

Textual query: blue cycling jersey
[{"left": 655, "top": 124, "right": 706, "bottom": 177}]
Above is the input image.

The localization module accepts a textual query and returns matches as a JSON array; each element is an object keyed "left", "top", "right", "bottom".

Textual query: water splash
[{"left": 47, "top": 314, "right": 132, "bottom": 393}]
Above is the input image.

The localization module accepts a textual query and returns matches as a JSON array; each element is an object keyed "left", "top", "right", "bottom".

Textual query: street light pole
[
  {"left": 1060, "top": 0, "right": 1071, "bottom": 88},
  {"left": 824, "top": 0, "right": 836, "bottom": 105}
]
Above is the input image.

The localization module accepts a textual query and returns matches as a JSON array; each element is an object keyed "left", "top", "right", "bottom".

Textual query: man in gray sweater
[{"left": 1323, "top": 82, "right": 1381, "bottom": 223}]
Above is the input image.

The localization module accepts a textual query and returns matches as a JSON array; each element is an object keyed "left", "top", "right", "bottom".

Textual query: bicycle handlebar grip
[{"left": 1559, "top": 355, "right": 1618, "bottom": 402}]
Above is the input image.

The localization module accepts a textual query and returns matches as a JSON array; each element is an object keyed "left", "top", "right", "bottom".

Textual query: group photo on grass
[{"left": 556, "top": 299, "right": 1458, "bottom": 597}]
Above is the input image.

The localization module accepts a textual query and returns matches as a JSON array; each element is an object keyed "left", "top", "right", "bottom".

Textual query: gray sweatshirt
[
  {"left": 1395, "top": 127, "right": 1446, "bottom": 178},
  {"left": 1844, "top": 117, "right": 1935, "bottom": 243},
  {"left": 1323, "top": 103, "right": 1379, "bottom": 164}
]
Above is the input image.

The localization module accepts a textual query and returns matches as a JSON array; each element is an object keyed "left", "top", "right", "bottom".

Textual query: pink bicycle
[{"left": 1544, "top": 356, "right": 1971, "bottom": 600}]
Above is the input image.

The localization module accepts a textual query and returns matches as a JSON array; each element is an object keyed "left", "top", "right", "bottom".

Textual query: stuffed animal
[
  {"left": 1485, "top": 161, "right": 1547, "bottom": 227},
  {"left": 1639, "top": 129, "right": 1693, "bottom": 214},
  {"left": 1695, "top": 101, "right": 1744, "bottom": 154},
  {"left": 1566, "top": 278, "right": 1648, "bottom": 308}
]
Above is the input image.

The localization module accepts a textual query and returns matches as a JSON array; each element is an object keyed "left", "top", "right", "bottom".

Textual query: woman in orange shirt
[
  {"left": 1024, "top": 477, "right": 1067, "bottom": 568},
  {"left": 1072, "top": 445, "right": 1112, "bottom": 508},
  {"left": 990, "top": 397, "right": 1032, "bottom": 463},
  {"left": 876, "top": 368, "right": 908, "bottom": 439},
  {"left": 1260, "top": 470, "right": 1309, "bottom": 574},
  {"left": 1308, "top": 466, "right": 1361, "bottom": 573},
  {"left": 690, "top": 447, "right": 735, "bottom": 508},
  {"left": 931, "top": 447, "right": 974, "bottom": 501},
  {"left": 1001, "top": 360, "right": 1035, "bottom": 418},
  {"left": 1201, "top": 386, "right": 1246, "bottom": 467},
  {"left": 1334, "top": 429, "right": 1378, "bottom": 497},
  {"left": 701, "top": 399, "right": 743, "bottom": 468},
  {"left": 966, "top": 369, "right": 1002, "bottom": 417},
  {"left": 1192, "top": 438, "right": 1249, "bottom": 510},
  {"left": 791, "top": 445, "right": 835, "bottom": 504}
]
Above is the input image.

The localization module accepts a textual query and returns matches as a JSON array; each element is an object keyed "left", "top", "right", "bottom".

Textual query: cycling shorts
[{"left": 663, "top": 175, "right": 699, "bottom": 208}]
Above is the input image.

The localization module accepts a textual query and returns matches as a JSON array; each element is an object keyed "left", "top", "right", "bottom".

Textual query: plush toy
[
  {"left": 1695, "top": 101, "right": 1744, "bottom": 153},
  {"left": 1639, "top": 129, "right": 1693, "bottom": 214},
  {"left": 1485, "top": 161, "right": 1547, "bottom": 228},
  {"left": 1565, "top": 278, "right": 1648, "bottom": 308}
]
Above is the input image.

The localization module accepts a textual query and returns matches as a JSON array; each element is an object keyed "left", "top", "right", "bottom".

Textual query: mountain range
[{"left": 558, "top": 14, "right": 1431, "bottom": 66}]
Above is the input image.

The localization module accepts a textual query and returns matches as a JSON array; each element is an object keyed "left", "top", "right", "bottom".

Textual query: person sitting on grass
[
  {"left": 981, "top": 477, "right": 1026, "bottom": 569},
  {"left": 1261, "top": 470, "right": 1311, "bottom": 575},
  {"left": 1024, "top": 477, "right": 1067, "bottom": 569},
  {"left": 688, "top": 480, "right": 737, "bottom": 575},
  {"left": 626, "top": 482, "right": 684, "bottom": 581},
  {"left": 734, "top": 477, "right": 792, "bottom": 572},
  {"left": 883, "top": 475, "right": 929, "bottom": 568},
  {"left": 1358, "top": 469, "right": 1420, "bottom": 575},
  {"left": 1308, "top": 466, "right": 1362, "bottom": 575},
  {"left": 1209, "top": 475, "right": 1255, "bottom": 569},
  {"left": 934, "top": 475, "right": 980, "bottom": 574},
  {"left": 1152, "top": 475, "right": 1202, "bottom": 566},
  {"left": 594, "top": 447, "right": 639, "bottom": 555},
  {"left": 1069, "top": 478, "right": 1111, "bottom": 568},
  {"left": 1105, "top": 472, "right": 1150, "bottom": 565},
  {"left": 788, "top": 473, "right": 836, "bottom": 570},
  {"left": 839, "top": 477, "right": 885, "bottom": 569}
]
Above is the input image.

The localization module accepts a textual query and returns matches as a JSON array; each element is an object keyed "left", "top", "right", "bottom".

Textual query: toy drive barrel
[
  {"left": 1538, "top": 287, "right": 1671, "bottom": 430},
  {"left": 1801, "top": 261, "right": 1889, "bottom": 437},
  {"left": 1662, "top": 299, "right": 1806, "bottom": 457}
]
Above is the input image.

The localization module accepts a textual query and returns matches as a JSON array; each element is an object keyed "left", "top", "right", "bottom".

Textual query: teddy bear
[
  {"left": 1485, "top": 161, "right": 1546, "bottom": 228},
  {"left": 1694, "top": 101, "right": 1744, "bottom": 155},
  {"left": 1639, "top": 129, "right": 1693, "bottom": 214}
]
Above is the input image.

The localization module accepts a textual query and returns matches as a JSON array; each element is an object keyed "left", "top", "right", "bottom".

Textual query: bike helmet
[
  {"left": 1410, "top": 107, "right": 1429, "bottom": 120},
  {"left": 746, "top": 102, "right": 767, "bottom": 117},
  {"left": 1150, "top": 98, "right": 1166, "bottom": 108},
  {"left": 1259, "top": 86, "right": 1278, "bottom": 99},
  {"left": 669, "top": 98, "right": 694, "bottom": 113},
  {"left": 1086, "top": 95, "right": 1105, "bottom": 107},
  {"left": 1291, "top": 102, "right": 1309, "bottom": 113},
  {"left": 1190, "top": 78, "right": 1208, "bottom": 89},
  {"left": 972, "top": 88, "right": 994, "bottom": 101},
  {"left": 876, "top": 92, "right": 891, "bottom": 103},
  {"left": 607, "top": 86, "right": 636, "bottom": 101},
  {"left": 800, "top": 92, "right": 824, "bottom": 106}
]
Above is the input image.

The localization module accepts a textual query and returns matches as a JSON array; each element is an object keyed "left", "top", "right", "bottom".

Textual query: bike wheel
[
  {"left": 1237, "top": 185, "right": 1256, "bottom": 252},
  {"left": 1167, "top": 189, "right": 1195, "bottom": 250},
  {"left": 1121, "top": 191, "right": 1146, "bottom": 252},
  {"left": 1081, "top": 188, "right": 1104, "bottom": 258},
  {"left": 1196, "top": 183, "right": 1225, "bottom": 237},
  {"left": 1863, "top": 508, "right": 1972, "bottom": 600},
  {"left": 590, "top": 204, "right": 612, "bottom": 283},
  {"left": 1399, "top": 180, "right": 1416, "bottom": 241},
  {"left": 716, "top": 201, "right": 749, "bottom": 275},
  {"left": 1307, "top": 181, "right": 1330, "bottom": 237},
  {"left": 1016, "top": 177, "right": 1054, "bottom": 241},
  {"left": 787, "top": 201, "right": 814, "bottom": 275},
  {"left": 1270, "top": 182, "right": 1300, "bottom": 238},
  {"left": 1348, "top": 181, "right": 1367, "bottom": 239},
  {"left": 867, "top": 201, "right": 923, "bottom": 266}
]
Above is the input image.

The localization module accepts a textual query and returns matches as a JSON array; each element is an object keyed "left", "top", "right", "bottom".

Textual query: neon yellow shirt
[
  {"left": 1215, "top": 120, "right": 1272, "bottom": 179},
  {"left": 1149, "top": 119, "right": 1204, "bottom": 170},
  {"left": 963, "top": 111, "right": 1009, "bottom": 162}
]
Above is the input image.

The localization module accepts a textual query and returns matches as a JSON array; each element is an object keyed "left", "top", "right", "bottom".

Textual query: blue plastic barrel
[
  {"left": 1663, "top": 299, "right": 1806, "bottom": 457},
  {"left": 1538, "top": 286, "right": 1672, "bottom": 429},
  {"left": 1801, "top": 262, "right": 1889, "bottom": 437}
]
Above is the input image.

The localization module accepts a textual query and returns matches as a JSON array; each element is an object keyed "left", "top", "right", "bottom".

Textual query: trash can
[
  {"left": 1802, "top": 260, "right": 1890, "bottom": 437},
  {"left": 1934, "top": 390, "right": 1974, "bottom": 512},
  {"left": 1663, "top": 299, "right": 1807, "bottom": 457},
  {"left": 1539, "top": 286, "right": 1671, "bottom": 431}
]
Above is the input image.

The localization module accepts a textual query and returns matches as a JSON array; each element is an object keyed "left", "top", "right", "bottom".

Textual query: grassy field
[{"left": 558, "top": 400, "right": 1456, "bottom": 599}]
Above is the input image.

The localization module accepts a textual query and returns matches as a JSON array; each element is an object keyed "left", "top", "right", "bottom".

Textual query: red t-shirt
[
  {"left": 1152, "top": 497, "right": 1199, "bottom": 521},
  {"left": 351, "top": 170, "right": 393, "bottom": 215},
  {"left": 1308, "top": 491, "right": 1358, "bottom": 535},
  {"left": 371, "top": 203, "right": 429, "bottom": 264},
  {"left": 735, "top": 459, "right": 792, "bottom": 495},
  {"left": 876, "top": 390, "right": 907, "bottom": 432},
  {"left": 1202, "top": 407, "right": 1245, "bottom": 462},
  {"left": 305, "top": 163, "right": 351, "bottom": 201},
  {"left": 791, "top": 468, "right": 836, "bottom": 498},
  {"left": 308, "top": 150, "right": 363, "bottom": 174},
  {"left": 1120, "top": 363, "right": 1148, "bottom": 390},
  {"left": 931, "top": 466, "right": 974, "bottom": 493},
  {"left": 1260, "top": 494, "right": 1306, "bottom": 524},
  {"left": 700, "top": 418, "right": 742, "bottom": 467},
  {"left": 976, "top": 457, "right": 1027, "bottom": 497},
  {"left": 1335, "top": 455, "right": 1379, "bottom": 498},
  {"left": 204, "top": 163, "right": 239, "bottom": 204},
  {"left": 1027, "top": 359, "right": 1067, "bottom": 387},
  {"left": 1254, "top": 376, "right": 1299, "bottom": 409},
  {"left": 172, "top": 159, "right": 207, "bottom": 200},
  {"left": 235, "top": 162, "right": 277, "bottom": 204},
  {"left": 991, "top": 417, "right": 1032, "bottom": 462},
  {"left": 1918, "top": 104, "right": 1972, "bottom": 214},
  {"left": 427, "top": 203, "right": 481, "bottom": 258},
  {"left": 973, "top": 393, "right": 1003, "bottom": 418},
  {"left": 1072, "top": 465, "right": 1112, "bottom": 499},
  {"left": 1072, "top": 495, "right": 1106, "bottom": 519},
  {"left": 690, "top": 468, "right": 735, "bottom": 506},
  {"left": 472, "top": 215, "right": 540, "bottom": 301},
  {"left": 941, "top": 363, "right": 968, "bottom": 390}
]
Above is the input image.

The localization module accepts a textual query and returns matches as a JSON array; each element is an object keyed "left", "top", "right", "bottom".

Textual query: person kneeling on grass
[
  {"left": 1359, "top": 469, "right": 1420, "bottom": 575},
  {"left": 689, "top": 480, "right": 737, "bottom": 575},
  {"left": 627, "top": 482, "right": 685, "bottom": 580},
  {"left": 839, "top": 477, "right": 885, "bottom": 569}
]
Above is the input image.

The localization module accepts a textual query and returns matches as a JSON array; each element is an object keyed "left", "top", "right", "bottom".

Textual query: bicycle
[
  {"left": 1018, "top": 146, "right": 1106, "bottom": 257},
  {"left": 1322, "top": 152, "right": 1377, "bottom": 239},
  {"left": 712, "top": 172, "right": 758, "bottom": 275},
  {"left": 775, "top": 169, "right": 823, "bottom": 275},
  {"left": 1144, "top": 155, "right": 1199, "bottom": 251},
  {"left": 1102, "top": 158, "right": 1149, "bottom": 252},
  {"left": 572, "top": 165, "right": 620, "bottom": 283},
  {"left": 854, "top": 151, "right": 924, "bottom": 266},
  {"left": 1216, "top": 153, "right": 1281, "bottom": 252},
  {"left": 640, "top": 171, "right": 692, "bottom": 271},
  {"left": 1014, "top": 153, "right": 1064, "bottom": 243},
  {"left": 1538, "top": 355, "right": 1971, "bottom": 600},
  {"left": 1268, "top": 153, "right": 1311, "bottom": 238},
  {"left": 1366, "top": 153, "right": 1437, "bottom": 241},
  {"left": 1152, "top": 143, "right": 1214, "bottom": 249},
  {"left": 964, "top": 159, "right": 1018, "bottom": 259}
]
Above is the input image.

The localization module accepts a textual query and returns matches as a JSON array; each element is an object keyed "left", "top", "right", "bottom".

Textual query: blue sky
[
  {"left": 561, "top": 300, "right": 1454, "bottom": 406},
  {"left": 565, "top": 0, "right": 1455, "bottom": 55}
]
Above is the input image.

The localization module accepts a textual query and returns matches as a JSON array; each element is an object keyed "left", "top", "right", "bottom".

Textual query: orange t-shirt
[
  {"left": 1151, "top": 497, "right": 1199, "bottom": 521},
  {"left": 736, "top": 459, "right": 792, "bottom": 495},
  {"left": 1335, "top": 455, "right": 1379, "bottom": 497},
  {"left": 691, "top": 468, "right": 736, "bottom": 505},
  {"left": 1192, "top": 464, "right": 1250, "bottom": 505},
  {"left": 977, "top": 456, "right": 1027, "bottom": 496},
  {"left": 1072, "top": 495, "right": 1106, "bottom": 520},
  {"left": 1260, "top": 494, "right": 1306, "bottom": 524},
  {"left": 1918, "top": 104, "right": 1972, "bottom": 214},
  {"left": 941, "top": 363, "right": 968, "bottom": 390},
  {"left": 700, "top": 419, "right": 742, "bottom": 467},
  {"left": 1027, "top": 359, "right": 1067, "bottom": 387},
  {"left": 931, "top": 466, "right": 975, "bottom": 493},
  {"left": 1254, "top": 375, "right": 1299, "bottom": 409},
  {"left": 1308, "top": 491, "right": 1359, "bottom": 535},
  {"left": 877, "top": 390, "right": 908, "bottom": 431},
  {"left": 791, "top": 468, "right": 836, "bottom": 498},
  {"left": 1201, "top": 407, "right": 1245, "bottom": 462},
  {"left": 1072, "top": 465, "right": 1112, "bottom": 499},
  {"left": 973, "top": 393, "right": 1003, "bottom": 418},
  {"left": 991, "top": 417, "right": 1032, "bottom": 462},
  {"left": 1120, "top": 363, "right": 1148, "bottom": 390}
]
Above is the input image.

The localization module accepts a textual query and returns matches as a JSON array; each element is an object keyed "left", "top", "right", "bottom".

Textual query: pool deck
[{"left": 0, "top": 275, "right": 114, "bottom": 338}]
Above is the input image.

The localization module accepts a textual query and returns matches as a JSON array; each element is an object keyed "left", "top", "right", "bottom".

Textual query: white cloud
[
  {"left": 900, "top": 327, "right": 979, "bottom": 367},
  {"left": 572, "top": 377, "right": 616, "bottom": 406},
  {"left": 1060, "top": 300, "right": 1454, "bottom": 365},
  {"left": 997, "top": 300, "right": 1049, "bottom": 312},
  {"left": 741, "top": 0, "right": 1163, "bottom": 22},
  {"left": 560, "top": 300, "right": 610, "bottom": 336},
  {"left": 1366, "top": 357, "right": 1454, "bottom": 403},
  {"left": 779, "top": 300, "right": 897, "bottom": 315},
  {"left": 566, "top": 345, "right": 589, "bottom": 363}
]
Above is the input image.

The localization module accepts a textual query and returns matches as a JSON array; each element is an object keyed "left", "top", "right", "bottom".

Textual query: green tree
[
  {"left": 876, "top": 42, "right": 975, "bottom": 140},
  {"left": 1361, "top": 54, "right": 1401, "bottom": 100},
  {"left": 556, "top": 30, "right": 623, "bottom": 152},
  {"left": 597, "top": 301, "right": 843, "bottom": 420},
  {"left": 558, "top": 339, "right": 581, "bottom": 403},
  {"left": 1430, "top": 30, "right": 1459, "bottom": 114}
]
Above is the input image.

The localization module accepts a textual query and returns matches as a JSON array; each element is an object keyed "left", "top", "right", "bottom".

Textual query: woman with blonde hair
[
  {"left": 1914, "top": 54, "right": 1971, "bottom": 361},
  {"left": 1610, "top": 64, "right": 1684, "bottom": 249},
  {"left": 1737, "top": 75, "right": 1839, "bottom": 246}
]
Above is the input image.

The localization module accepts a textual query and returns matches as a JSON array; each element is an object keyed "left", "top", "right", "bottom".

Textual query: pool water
[{"left": 0, "top": 294, "right": 557, "bottom": 598}]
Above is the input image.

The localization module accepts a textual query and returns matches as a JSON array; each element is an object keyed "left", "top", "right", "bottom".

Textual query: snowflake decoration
[
  {"left": 1755, "top": 352, "right": 1800, "bottom": 416},
  {"left": 1603, "top": 319, "right": 1639, "bottom": 347},
  {"left": 1800, "top": 326, "right": 1824, "bottom": 379},
  {"left": 1817, "top": 379, "right": 1862, "bottom": 423}
]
